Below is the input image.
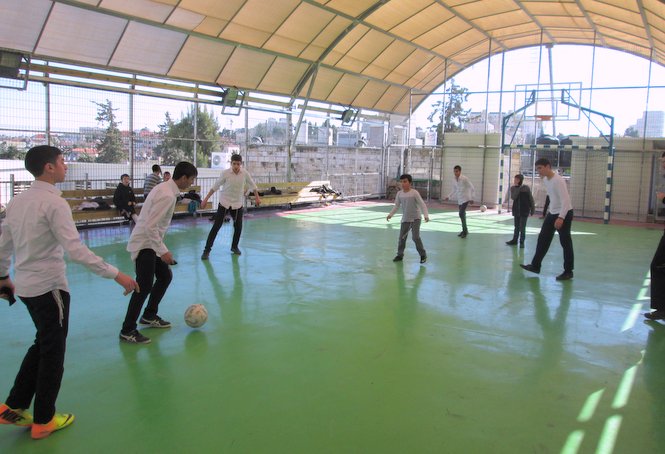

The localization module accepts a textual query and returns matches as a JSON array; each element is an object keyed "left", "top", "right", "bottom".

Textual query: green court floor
[{"left": 0, "top": 203, "right": 663, "bottom": 453}]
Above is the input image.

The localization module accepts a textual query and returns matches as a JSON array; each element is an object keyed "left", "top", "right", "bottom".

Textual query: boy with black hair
[
  {"left": 200, "top": 154, "right": 260, "bottom": 259},
  {"left": 445, "top": 165, "right": 475, "bottom": 238},
  {"left": 143, "top": 164, "right": 162, "bottom": 199},
  {"left": 120, "top": 161, "right": 198, "bottom": 344},
  {"left": 506, "top": 173, "right": 535, "bottom": 248},
  {"left": 520, "top": 158, "right": 575, "bottom": 281},
  {"left": 113, "top": 173, "right": 138, "bottom": 223},
  {"left": 0, "top": 146, "right": 138, "bottom": 439},
  {"left": 387, "top": 174, "right": 429, "bottom": 263}
]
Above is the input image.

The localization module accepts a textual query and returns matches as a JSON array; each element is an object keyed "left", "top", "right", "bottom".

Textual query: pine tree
[
  {"left": 427, "top": 80, "right": 471, "bottom": 145},
  {"left": 94, "top": 100, "right": 126, "bottom": 163}
]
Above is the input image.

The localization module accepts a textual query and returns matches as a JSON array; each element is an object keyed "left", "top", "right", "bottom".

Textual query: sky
[
  {"left": 0, "top": 45, "right": 663, "bottom": 139},
  {"left": 408, "top": 45, "right": 665, "bottom": 138}
]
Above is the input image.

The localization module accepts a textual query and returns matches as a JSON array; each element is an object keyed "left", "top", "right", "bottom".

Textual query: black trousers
[
  {"left": 6, "top": 290, "right": 70, "bottom": 424},
  {"left": 458, "top": 202, "right": 469, "bottom": 233},
  {"left": 122, "top": 249, "right": 172, "bottom": 333},
  {"left": 531, "top": 211, "right": 574, "bottom": 273},
  {"left": 204, "top": 204, "right": 243, "bottom": 252},
  {"left": 511, "top": 216, "right": 529, "bottom": 244},
  {"left": 651, "top": 231, "right": 665, "bottom": 311}
]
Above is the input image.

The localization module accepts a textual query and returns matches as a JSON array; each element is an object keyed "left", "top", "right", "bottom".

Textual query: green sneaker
[
  {"left": 0, "top": 403, "right": 33, "bottom": 426},
  {"left": 31, "top": 413, "right": 75, "bottom": 439}
]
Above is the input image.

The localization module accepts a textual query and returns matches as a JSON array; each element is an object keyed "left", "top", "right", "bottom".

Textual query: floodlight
[
  {"left": 222, "top": 87, "right": 239, "bottom": 107},
  {"left": 0, "top": 51, "right": 23, "bottom": 79},
  {"left": 340, "top": 108, "right": 358, "bottom": 126}
]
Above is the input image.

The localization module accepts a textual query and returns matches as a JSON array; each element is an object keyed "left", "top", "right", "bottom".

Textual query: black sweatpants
[
  {"left": 204, "top": 204, "right": 243, "bottom": 252},
  {"left": 122, "top": 249, "right": 172, "bottom": 333},
  {"left": 6, "top": 290, "right": 70, "bottom": 424},
  {"left": 651, "top": 231, "right": 665, "bottom": 311},
  {"left": 458, "top": 202, "right": 469, "bottom": 233},
  {"left": 530, "top": 211, "right": 574, "bottom": 273}
]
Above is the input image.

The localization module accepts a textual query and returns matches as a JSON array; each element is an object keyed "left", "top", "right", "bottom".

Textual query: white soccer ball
[
  {"left": 480, "top": 204, "right": 487, "bottom": 212},
  {"left": 184, "top": 304, "right": 208, "bottom": 328}
]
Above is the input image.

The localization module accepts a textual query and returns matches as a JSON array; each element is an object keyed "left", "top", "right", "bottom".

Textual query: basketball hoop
[{"left": 535, "top": 115, "right": 552, "bottom": 121}]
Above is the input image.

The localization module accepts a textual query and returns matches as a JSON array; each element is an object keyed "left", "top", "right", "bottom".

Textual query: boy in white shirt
[
  {"left": 445, "top": 165, "right": 475, "bottom": 238},
  {"left": 200, "top": 154, "right": 260, "bottom": 259},
  {"left": 520, "top": 158, "right": 574, "bottom": 281},
  {"left": 120, "top": 161, "right": 198, "bottom": 344},
  {"left": 0, "top": 146, "right": 137, "bottom": 439},
  {"left": 387, "top": 174, "right": 430, "bottom": 263}
]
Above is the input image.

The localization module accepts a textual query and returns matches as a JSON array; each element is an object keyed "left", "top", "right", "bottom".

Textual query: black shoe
[
  {"left": 520, "top": 264, "right": 540, "bottom": 274},
  {"left": 231, "top": 247, "right": 242, "bottom": 255},
  {"left": 460, "top": 232, "right": 468, "bottom": 238},
  {"left": 556, "top": 271, "right": 574, "bottom": 281},
  {"left": 201, "top": 251, "right": 209, "bottom": 260},
  {"left": 420, "top": 256, "right": 427, "bottom": 264},
  {"left": 519, "top": 242, "right": 525, "bottom": 248},
  {"left": 645, "top": 310, "right": 665, "bottom": 320},
  {"left": 119, "top": 330, "right": 151, "bottom": 344},
  {"left": 506, "top": 240, "right": 517, "bottom": 245},
  {"left": 393, "top": 255, "right": 403, "bottom": 262},
  {"left": 457, "top": 231, "right": 464, "bottom": 237},
  {"left": 139, "top": 316, "right": 172, "bottom": 328}
]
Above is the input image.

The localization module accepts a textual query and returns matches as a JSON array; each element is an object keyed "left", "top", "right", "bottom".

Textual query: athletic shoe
[
  {"left": 520, "top": 264, "right": 540, "bottom": 274},
  {"left": 392, "top": 255, "right": 403, "bottom": 262},
  {"left": 460, "top": 232, "right": 468, "bottom": 238},
  {"left": 139, "top": 316, "right": 171, "bottom": 328},
  {"left": 201, "top": 251, "right": 209, "bottom": 260},
  {"left": 0, "top": 403, "right": 33, "bottom": 426},
  {"left": 645, "top": 310, "right": 665, "bottom": 320},
  {"left": 457, "top": 231, "right": 464, "bottom": 237},
  {"left": 506, "top": 240, "right": 517, "bottom": 245},
  {"left": 231, "top": 247, "right": 242, "bottom": 255},
  {"left": 519, "top": 243, "right": 525, "bottom": 249},
  {"left": 556, "top": 271, "right": 574, "bottom": 281},
  {"left": 31, "top": 413, "right": 74, "bottom": 440},
  {"left": 420, "top": 256, "right": 427, "bottom": 264},
  {"left": 119, "top": 330, "right": 151, "bottom": 344}
]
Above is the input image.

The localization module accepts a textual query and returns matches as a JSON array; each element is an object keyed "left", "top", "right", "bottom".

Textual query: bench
[
  {"left": 246, "top": 180, "right": 339, "bottom": 209},
  {"left": 62, "top": 185, "right": 210, "bottom": 226}
]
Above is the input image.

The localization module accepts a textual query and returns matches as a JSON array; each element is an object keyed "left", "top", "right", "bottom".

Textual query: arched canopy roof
[{"left": 0, "top": 0, "right": 663, "bottom": 115}]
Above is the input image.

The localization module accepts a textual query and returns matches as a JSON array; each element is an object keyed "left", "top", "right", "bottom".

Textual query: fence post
[{"left": 9, "top": 174, "right": 15, "bottom": 199}]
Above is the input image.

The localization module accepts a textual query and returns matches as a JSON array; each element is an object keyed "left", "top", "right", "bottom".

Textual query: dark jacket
[
  {"left": 113, "top": 183, "right": 137, "bottom": 212},
  {"left": 510, "top": 184, "right": 535, "bottom": 217}
]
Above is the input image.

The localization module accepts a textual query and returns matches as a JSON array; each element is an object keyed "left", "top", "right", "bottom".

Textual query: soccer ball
[
  {"left": 184, "top": 304, "right": 208, "bottom": 328},
  {"left": 480, "top": 204, "right": 487, "bottom": 212}
]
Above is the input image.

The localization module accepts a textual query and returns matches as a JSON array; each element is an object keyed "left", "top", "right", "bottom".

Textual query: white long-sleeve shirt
[
  {"left": 543, "top": 173, "right": 573, "bottom": 217},
  {"left": 127, "top": 178, "right": 179, "bottom": 261},
  {"left": 448, "top": 175, "right": 475, "bottom": 205},
  {"left": 210, "top": 168, "right": 258, "bottom": 210},
  {"left": 0, "top": 180, "right": 118, "bottom": 297},
  {"left": 388, "top": 189, "right": 429, "bottom": 222}
]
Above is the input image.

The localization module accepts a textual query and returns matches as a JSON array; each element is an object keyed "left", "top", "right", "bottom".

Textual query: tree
[
  {"left": 427, "top": 79, "right": 471, "bottom": 145},
  {"left": 0, "top": 143, "right": 25, "bottom": 160},
  {"left": 624, "top": 126, "right": 639, "bottom": 138},
  {"left": 93, "top": 100, "right": 126, "bottom": 163},
  {"left": 156, "top": 106, "right": 221, "bottom": 167}
]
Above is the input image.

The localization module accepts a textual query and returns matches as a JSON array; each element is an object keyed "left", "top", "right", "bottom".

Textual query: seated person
[{"left": 113, "top": 174, "right": 139, "bottom": 223}]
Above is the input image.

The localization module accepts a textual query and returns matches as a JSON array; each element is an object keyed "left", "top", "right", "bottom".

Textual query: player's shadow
[
  {"left": 118, "top": 339, "right": 173, "bottom": 430},
  {"left": 394, "top": 264, "right": 426, "bottom": 340},
  {"left": 204, "top": 257, "right": 243, "bottom": 327},
  {"left": 524, "top": 278, "right": 572, "bottom": 381},
  {"left": 643, "top": 320, "right": 665, "bottom": 447}
]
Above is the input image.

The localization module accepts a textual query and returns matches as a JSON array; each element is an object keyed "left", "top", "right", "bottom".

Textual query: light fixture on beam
[
  {"left": 340, "top": 108, "right": 358, "bottom": 126},
  {"left": 0, "top": 50, "right": 24, "bottom": 79}
]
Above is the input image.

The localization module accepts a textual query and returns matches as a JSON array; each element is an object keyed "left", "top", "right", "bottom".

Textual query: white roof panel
[{"left": 0, "top": 0, "right": 662, "bottom": 115}]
